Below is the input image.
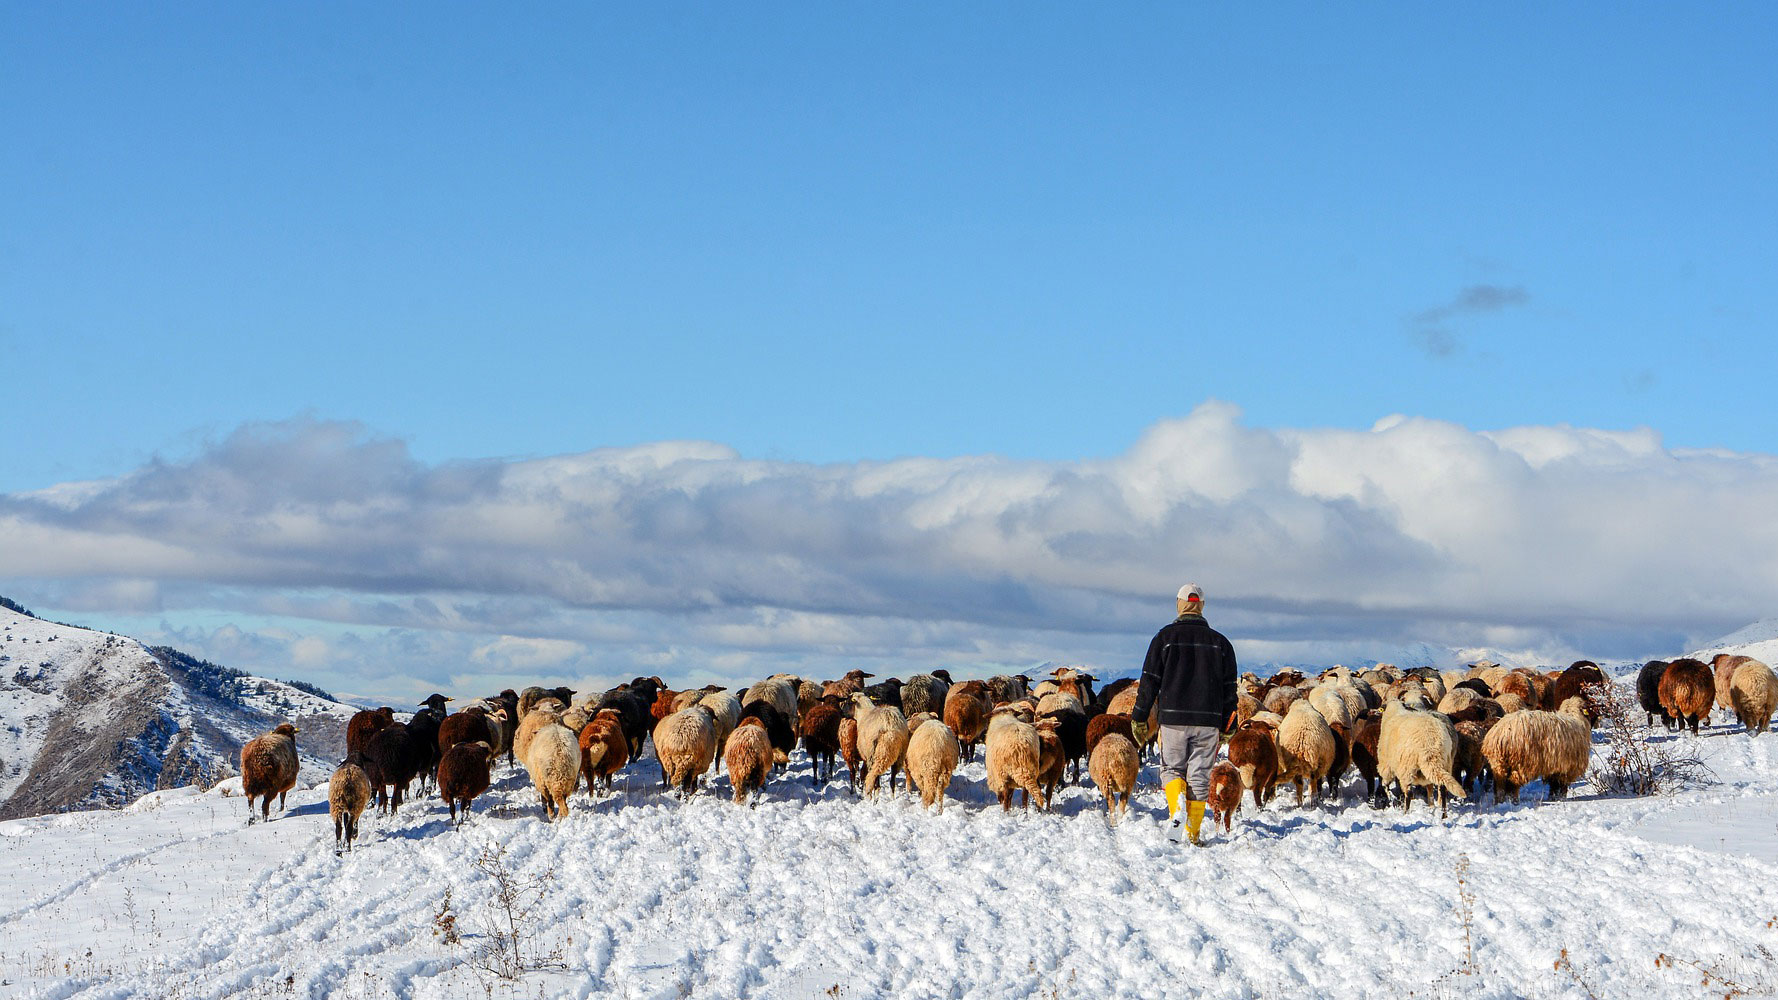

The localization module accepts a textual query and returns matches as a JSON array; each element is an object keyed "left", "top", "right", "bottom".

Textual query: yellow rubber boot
[
  {"left": 1185, "top": 800, "right": 1206, "bottom": 845},
  {"left": 1163, "top": 778, "right": 1187, "bottom": 818}
]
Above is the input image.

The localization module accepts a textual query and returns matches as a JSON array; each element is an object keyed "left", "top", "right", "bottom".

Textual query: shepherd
[{"left": 1130, "top": 583, "right": 1239, "bottom": 846}]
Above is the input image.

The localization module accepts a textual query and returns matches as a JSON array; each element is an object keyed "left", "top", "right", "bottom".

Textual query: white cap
[{"left": 1177, "top": 583, "right": 1204, "bottom": 602}]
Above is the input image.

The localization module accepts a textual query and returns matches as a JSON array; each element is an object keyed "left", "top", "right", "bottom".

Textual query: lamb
[
  {"left": 241, "top": 723, "right": 302, "bottom": 823},
  {"left": 578, "top": 709, "right": 630, "bottom": 796},
  {"left": 984, "top": 707, "right": 1047, "bottom": 812},
  {"left": 944, "top": 681, "right": 993, "bottom": 762},
  {"left": 1085, "top": 712, "right": 1134, "bottom": 755},
  {"left": 1207, "top": 760, "right": 1244, "bottom": 834},
  {"left": 1275, "top": 701, "right": 1336, "bottom": 806},
  {"left": 654, "top": 706, "right": 718, "bottom": 799},
  {"left": 327, "top": 762, "right": 371, "bottom": 852},
  {"left": 1226, "top": 719, "right": 1281, "bottom": 809},
  {"left": 851, "top": 694, "right": 911, "bottom": 799},
  {"left": 724, "top": 717, "right": 775, "bottom": 805},
  {"left": 1481, "top": 699, "right": 1590, "bottom": 803},
  {"left": 904, "top": 716, "right": 960, "bottom": 812},
  {"left": 901, "top": 673, "right": 952, "bottom": 719},
  {"left": 1726, "top": 658, "right": 1777, "bottom": 735},
  {"left": 799, "top": 697, "right": 844, "bottom": 784},
  {"left": 437, "top": 740, "right": 494, "bottom": 826},
  {"left": 1087, "top": 732, "right": 1139, "bottom": 823},
  {"left": 1659, "top": 658, "right": 1716, "bottom": 735},
  {"left": 524, "top": 721, "right": 581, "bottom": 822},
  {"left": 346, "top": 707, "right": 394, "bottom": 760},
  {"left": 1376, "top": 702, "right": 1466, "bottom": 816}
]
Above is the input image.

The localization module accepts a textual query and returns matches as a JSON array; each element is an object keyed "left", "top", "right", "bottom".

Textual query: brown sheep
[
  {"left": 1494, "top": 671, "right": 1536, "bottom": 705},
  {"left": 1233, "top": 692, "right": 1262, "bottom": 730},
  {"left": 1552, "top": 661, "right": 1606, "bottom": 715},
  {"left": 1659, "top": 658, "right": 1716, "bottom": 735},
  {"left": 1452, "top": 720, "right": 1489, "bottom": 796},
  {"left": 839, "top": 716, "right": 862, "bottom": 793},
  {"left": 437, "top": 741, "right": 494, "bottom": 826},
  {"left": 1227, "top": 719, "right": 1281, "bottom": 809},
  {"left": 650, "top": 688, "right": 680, "bottom": 725},
  {"left": 1727, "top": 658, "right": 1777, "bottom": 735},
  {"left": 328, "top": 762, "right": 371, "bottom": 852},
  {"left": 1349, "top": 711, "right": 1382, "bottom": 801},
  {"left": 578, "top": 709, "right": 630, "bottom": 796},
  {"left": 345, "top": 708, "right": 394, "bottom": 761},
  {"left": 944, "top": 681, "right": 992, "bottom": 762},
  {"left": 1034, "top": 718, "right": 1065, "bottom": 809},
  {"left": 1085, "top": 712, "right": 1134, "bottom": 755},
  {"left": 438, "top": 706, "right": 502, "bottom": 754},
  {"left": 799, "top": 698, "right": 844, "bottom": 785},
  {"left": 724, "top": 717, "right": 775, "bottom": 805},
  {"left": 1207, "top": 760, "right": 1244, "bottom": 834},
  {"left": 1087, "top": 732, "right": 1138, "bottom": 823},
  {"left": 241, "top": 723, "right": 301, "bottom": 823},
  {"left": 1263, "top": 685, "right": 1302, "bottom": 716}
]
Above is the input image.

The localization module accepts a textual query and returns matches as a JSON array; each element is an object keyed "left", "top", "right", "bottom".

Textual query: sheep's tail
[
  {"left": 1425, "top": 754, "right": 1467, "bottom": 799},
  {"left": 585, "top": 742, "right": 608, "bottom": 768},
  {"left": 1237, "top": 763, "right": 1257, "bottom": 789}
]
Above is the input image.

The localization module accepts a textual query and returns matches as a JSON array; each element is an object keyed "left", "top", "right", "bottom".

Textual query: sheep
[
  {"left": 724, "top": 717, "right": 775, "bottom": 805},
  {"left": 1095, "top": 677, "right": 1137, "bottom": 712},
  {"left": 1637, "top": 660, "right": 1672, "bottom": 728},
  {"left": 328, "top": 762, "right": 371, "bottom": 852},
  {"left": 1437, "top": 687, "right": 1484, "bottom": 719},
  {"left": 407, "top": 696, "right": 450, "bottom": 796},
  {"left": 1207, "top": 761, "right": 1244, "bottom": 834},
  {"left": 1309, "top": 685, "right": 1356, "bottom": 732},
  {"left": 1376, "top": 702, "right": 1466, "bottom": 816},
  {"left": 1227, "top": 719, "right": 1281, "bottom": 809},
  {"left": 839, "top": 715, "right": 863, "bottom": 793},
  {"left": 905, "top": 716, "right": 960, "bottom": 812},
  {"left": 742, "top": 678, "right": 801, "bottom": 730},
  {"left": 1233, "top": 692, "right": 1262, "bottom": 730},
  {"left": 1105, "top": 684, "right": 1161, "bottom": 759},
  {"left": 524, "top": 722, "right": 581, "bottom": 822},
  {"left": 984, "top": 707, "right": 1047, "bottom": 812},
  {"left": 241, "top": 722, "right": 302, "bottom": 823},
  {"left": 1349, "top": 712, "right": 1382, "bottom": 801},
  {"left": 359, "top": 723, "right": 423, "bottom": 815},
  {"left": 1552, "top": 661, "right": 1606, "bottom": 714},
  {"left": 651, "top": 688, "right": 680, "bottom": 725},
  {"left": 1037, "top": 696, "right": 1089, "bottom": 784},
  {"left": 1481, "top": 699, "right": 1590, "bottom": 803},
  {"left": 491, "top": 689, "right": 520, "bottom": 765},
  {"left": 1712, "top": 655, "right": 1745, "bottom": 715},
  {"left": 1263, "top": 685, "right": 1303, "bottom": 716},
  {"left": 739, "top": 701, "right": 797, "bottom": 767},
  {"left": 698, "top": 690, "right": 743, "bottom": 772},
  {"left": 1452, "top": 721, "right": 1490, "bottom": 796},
  {"left": 1085, "top": 712, "right": 1134, "bottom": 755},
  {"left": 799, "top": 697, "right": 844, "bottom": 784},
  {"left": 437, "top": 741, "right": 494, "bottom": 826},
  {"left": 824, "top": 669, "right": 874, "bottom": 698},
  {"left": 861, "top": 677, "right": 905, "bottom": 710},
  {"left": 797, "top": 679, "right": 825, "bottom": 720},
  {"left": 1659, "top": 658, "right": 1716, "bottom": 735},
  {"left": 1275, "top": 701, "right": 1336, "bottom": 807},
  {"left": 593, "top": 685, "right": 653, "bottom": 761},
  {"left": 1034, "top": 718, "right": 1065, "bottom": 808},
  {"left": 1323, "top": 721, "right": 1351, "bottom": 800},
  {"left": 1087, "top": 732, "right": 1139, "bottom": 822},
  {"left": 654, "top": 706, "right": 718, "bottom": 799},
  {"left": 578, "top": 709, "right": 630, "bottom": 796},
  {"left": 346, "top": 707, "right": 394, "bottom": 761},
  {"left": 1726, "top": 658, "right": 1777, "bottom": 735},
  {"left": 1495, "top": 692, "right": 1529, "bottom": 715},
  {"left": 902, "top": 673, "right": 952, "bottom": 719},
  {"left": 851, "top": 693, "right": 911, "bottom": 799},
  {"left": 438, "top": 706, "right": 503, "bottom": 755},
  {"left": 944, "top": 681, "right": 993, "bottom": 762},
  {"left": 514, "top": 699, "right": 567, "bottom": 761},
  {"left": 986, "top": 674, "right": 1031, "bottom": 706}
]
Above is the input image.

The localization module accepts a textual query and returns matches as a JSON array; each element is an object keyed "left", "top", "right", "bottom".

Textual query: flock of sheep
[{"left": 230, "top": 652, "right": 1778, "bottom": 852}]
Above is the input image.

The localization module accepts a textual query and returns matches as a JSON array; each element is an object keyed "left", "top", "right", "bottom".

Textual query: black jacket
[{"left": 1131, "top": 613, "right": 1239, "bottom": 730}]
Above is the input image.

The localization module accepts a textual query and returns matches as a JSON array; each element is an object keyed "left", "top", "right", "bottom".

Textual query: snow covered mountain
[
  {"left": 1689, "top": 617, "right": 1778, "bottom": 666},
  {"left": 0, "top": 602, "right": 358, "bottom": 820}
]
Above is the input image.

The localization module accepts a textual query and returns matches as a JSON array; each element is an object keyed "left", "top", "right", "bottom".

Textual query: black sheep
[
  {"left": 408, "top": 697, "right": 450, "bottom": 796},
  {"left": 595, "top": 686, "right": 652, "bottom": 760},
  {"left": 492, "top": 689, "right": 521, "bottom": 765},
  {"left": 1638, "top": 660, "right": 1673, "bottom": 729},
  {"left": 357, "top": 723, "right": 424, "bottom": 814},
  {"left": 1095, "top": 677, "right": 1137, "bottom": 712},
  {"left": 1039, "top": 707, "right": 1089, "bottom": 784},
  {"left": 1455, "top": 678, "right": 1493, "bottom": 698},
  {"left": 739, "top": 701, "right": 797, "bottom": 758},
  {"left": 861, "top": 678, "right": 904, "bottom": 711}
]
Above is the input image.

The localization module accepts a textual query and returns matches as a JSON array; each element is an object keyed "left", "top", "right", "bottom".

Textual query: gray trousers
[{"left": 1158, "top": 725, "right": 1220, "bottom": 800}]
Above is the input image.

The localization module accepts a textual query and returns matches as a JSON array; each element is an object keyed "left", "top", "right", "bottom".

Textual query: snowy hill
[
  {"left": 1689, "top": 617, "right": 1778, "bottom": 667},
  {"left": 0, "top": 676, "right": 1774, "bottom": 999},
  {"left": 0, "top": 604, "right": 359, "bottom": 820}
]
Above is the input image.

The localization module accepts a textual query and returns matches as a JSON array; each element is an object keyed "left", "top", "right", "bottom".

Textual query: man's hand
[{"left": 1129, "top": 719, "right": 1150, "bottom": 747}]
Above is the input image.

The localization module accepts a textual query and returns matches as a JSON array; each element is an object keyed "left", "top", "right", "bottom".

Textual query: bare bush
[
  {"left": 1589, "top": 680, "right": 1713, "bottom": 796},
  {"left": 466, "top": 842, "right": 564, "bottom": 981}
]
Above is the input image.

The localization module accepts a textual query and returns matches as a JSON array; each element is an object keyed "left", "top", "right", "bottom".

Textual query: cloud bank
[{"left": 4, "top": 403, "right": 1774, "bottom": 697}]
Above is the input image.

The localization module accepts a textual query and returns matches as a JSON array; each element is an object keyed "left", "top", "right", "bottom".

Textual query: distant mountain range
[{"left": 0, "top": 600, "right": 360, "bottom": 820}]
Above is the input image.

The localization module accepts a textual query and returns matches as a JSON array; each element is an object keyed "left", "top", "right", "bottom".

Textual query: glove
[{"left": 1129, "top": 720, "right": 1150, "bottom": 746}]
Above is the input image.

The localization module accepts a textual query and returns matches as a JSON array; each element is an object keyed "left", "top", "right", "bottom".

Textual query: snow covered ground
[{"left": 1, "top": 682, "right": 1774, "bottom": 1000}]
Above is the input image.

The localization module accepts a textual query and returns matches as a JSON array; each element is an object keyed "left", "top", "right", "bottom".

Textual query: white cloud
[{"left": 3, "top": 405, "right": 1774, "bottom": 694}]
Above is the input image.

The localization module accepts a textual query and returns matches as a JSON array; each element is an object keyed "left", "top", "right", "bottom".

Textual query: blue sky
[{"left": 3, "top": 7, "right": 1776, "bottom": 697}]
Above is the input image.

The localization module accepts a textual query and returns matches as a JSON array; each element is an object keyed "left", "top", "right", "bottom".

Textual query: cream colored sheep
[
  {"left": 1496, "top": 692, "right": 1529, "bottom": 714},
  {"left": 654, "top": 706, "right": 718, "bottom": 798},
  {"left": 524, "top": 721, "right": 581, "bottom": 822},
  {"left": 744, "top": 677, "right": 801, "bottom": 729},
  {"left": 1087, "top": 732, "right": 1139, "bottom": 823},
  {"left": 1437, "top": 686, "right": 1484, "bottom": 717},
  {"left": 724, "top": 718, "right": 775, "bottom": 805},
  {"left": 1377, "top": 702, "right": 1465, "bottom": 816},
  {"left": 1727, "top": 658, "right": 1777, "bottom": 735},
  {"left": 905, "top": 717, "right": 960, "bottom": 812},
  {"left": 1480, "top": 698, "right": 1590, "bottom": 803},
  {"left": 984, "top": 707, "right": 1047, "bottom": 812},
  {"left": 1275, "top": 701, "right": 1336, "bottom": 806},
  {"left": 514, "top": 699, "right": 566, "bottom": 763},
  {"left": 851, "top": 694, "right": 911, "bottom": 799},
  {"left": 1309, "top": 685, "right": 1356, "bottom": 732},
  {"left": 699, "top": 690, "right": 742, "bottom": 771},
  {"left": 1035, "top": 691, "right": 1084, "bottom": 718}
]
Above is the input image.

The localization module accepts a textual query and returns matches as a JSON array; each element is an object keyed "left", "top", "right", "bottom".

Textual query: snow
[
  {"left": 1689, "top": 617, "right": 1778, "bottom": 669},
  {"left": 2, "top": 683, "right": 1776, "bottom": 999}
]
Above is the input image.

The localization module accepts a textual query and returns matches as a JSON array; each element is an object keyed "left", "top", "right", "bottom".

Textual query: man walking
[{"left": 1129, "top": 583, "right": 1238, "bottom": 845}]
